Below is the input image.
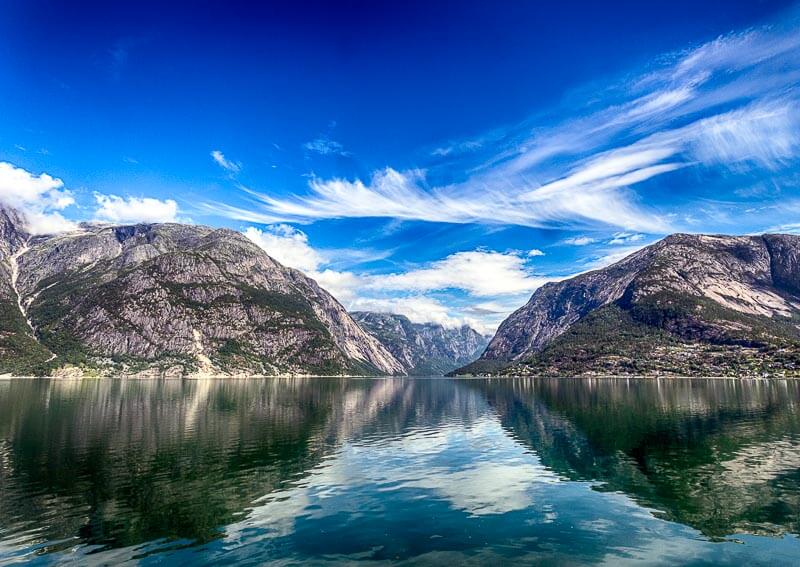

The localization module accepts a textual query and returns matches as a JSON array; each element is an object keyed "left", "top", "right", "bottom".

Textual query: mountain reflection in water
[{"left": 0, "top": 377, "right": 798, "bottom": 565}]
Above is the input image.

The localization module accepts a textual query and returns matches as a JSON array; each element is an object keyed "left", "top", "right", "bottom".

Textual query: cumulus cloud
[
  {"left": 243, "top": 225, "right": 326, "bottom": 273},
  {"left": 243, "top": 225, "right": 545, "bottom": 332},
  {"left": 210, "top": 150, "right": 241, "bottom": 173},
  {"left": 312, "top": 269, "right": 362, "bottom": 304},
  {"left": 0, "top": 161, "right": 77, "bottom": 234},
  {"left": 93, "top": 194, "right": 180, "bottom": 224},
  {"left": 367, "top": 250, "right": 547, "bottom": 297},
  {"left": 243, "top": 224, "right": 363, "bottom": 304},
  {"left": 348, "top": 249, "right": 551, "bottom": 333}
]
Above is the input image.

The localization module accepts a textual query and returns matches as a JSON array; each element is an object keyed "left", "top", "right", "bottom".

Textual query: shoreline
[{"left": 2, "top": 373, "right": 800, "bottom": 381}]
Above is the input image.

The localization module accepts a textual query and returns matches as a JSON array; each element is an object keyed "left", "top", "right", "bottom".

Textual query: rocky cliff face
[
  {"left": 458, "top": 234, "right": 800, "bottom": 377},
  {"left": 0, "top": 204, "right": 404, "bottom": 376},
  {"left": 351, "top": 311, "right": 489, "bottom": 375}
]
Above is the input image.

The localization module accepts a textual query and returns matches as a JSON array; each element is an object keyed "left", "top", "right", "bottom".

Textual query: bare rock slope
[
  {"left": 457, "top": 234, "right": 800, "bottom": 377},
  {"left": 0, "top": 205, "right": 404, "bottom": 376}
]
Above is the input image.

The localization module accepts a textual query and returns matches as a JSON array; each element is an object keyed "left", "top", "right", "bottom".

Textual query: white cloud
[
  {"left": 239, "top": 167, "right": 668, "bottom": 232},
  {"left": 431, "top": 138, "right": 483, "bottom": 157},
  {"left": 0, "top": 161, "right": 77, "bottom": 234},
  {"left": 23, "top": 211, "right": 78, "bottom": 235},
  {"left": 311, "top": 269, "right": 362, "bottom": 304},
  {"left": 527, "top": 248, "right": 545, "bottom": 257},
  {"left": 200, "top": 200, "right": 287, "bottom": 225},
  {"left": 563, "top": 236, "right": 597, "bottom": 246},
  {"left": 210, "top": 150, "right": 241, "bottom": 173},
  {"left": 243, "top": 225, "right": 541, "bottom": 332},
  {"left": 673, "top": 28, "right": 800, "bottom": 79},
  {"left": 689, "top": 101, "right": 800, "bottom": 169},
  {"left": 303, "top": 137, "right": 349, "bottom": 156},
  {"left": 349, "top": 250, "right": 558, "bottom": 333},
  {"left": 608, "top": 232, "right": 645, "bottom": 245},
  {"left": 93, "top": 194, "right": 180, "bottom": 224},
  {"left": 368, "top": 250, "right": 548, "bottom": 297},
  {"left": 196, "top": 23, "right": 800, "bottom": 335},
  {"left": 243, "top": 225, "right": 325, "bottom": 273},
  {"left": 765, "top": 223, "right": 800, "bottom": 235},
  {"left": 522, "top": 146, "right": 682, "bottom": 200},
  {"left": 243, "top": 224, "right": 366, "bottom": 305}
]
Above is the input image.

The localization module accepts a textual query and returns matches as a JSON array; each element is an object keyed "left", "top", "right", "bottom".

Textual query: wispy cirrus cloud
[
  {"left": 236, "top": 167, "right": 668, "bottom": 232},
  {"left": 563, "top": 236, "right": 597, "bottom": 246},
  {"left": 303, "top": 137, "right": 350, "bottom": 156},
  {"left": 210, "top": 150, "right": 241, "bottom": 173},
  {"left": 209, "top": 21, "right": 800, "bottom": 235},
  {"left": 608, "top": 232, "right": 645, "bottom": 245}
]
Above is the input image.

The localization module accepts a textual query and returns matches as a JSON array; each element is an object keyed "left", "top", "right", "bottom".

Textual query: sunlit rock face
[
  {"left": 0, "top": 205, "right": 404, "bottom": 376},
  {"left": 351, "top": 311, "right": 490, "bottom": 375},
  {"left": 0, "top": 206, "right": 25, "bottom": 309},
  {"left": 461, "top": 233, "right": 800, "bottom": 376}
]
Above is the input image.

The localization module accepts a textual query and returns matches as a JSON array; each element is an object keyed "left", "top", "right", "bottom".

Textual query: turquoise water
[{"left": 0, "top": 377, "right": 799, "bottom": 565}]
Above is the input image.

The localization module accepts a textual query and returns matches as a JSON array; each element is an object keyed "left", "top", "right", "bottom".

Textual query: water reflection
[
  {"left": 474, "top": 378, "right": 800, "bottom": 538},
  {"left": 0, "top": 377, "right": 798, "bottom": 564}
]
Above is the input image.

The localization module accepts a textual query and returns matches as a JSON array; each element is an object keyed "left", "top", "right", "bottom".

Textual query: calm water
[{"left": 1, "top": 378, "right": 799, "bottom": 565}]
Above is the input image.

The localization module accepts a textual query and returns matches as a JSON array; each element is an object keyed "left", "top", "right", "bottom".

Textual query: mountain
[
  {"left": 456, "top": 233, "right": 800, "bottom": 377},
  {"left": 0, "top": 204, "right": 404, "bottom": 377},
  {"left": 351, "top": 311, "right": 490, "bottom": 375}
]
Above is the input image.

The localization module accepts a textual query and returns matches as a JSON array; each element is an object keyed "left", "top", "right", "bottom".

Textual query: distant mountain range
[
  {"left": 456, "top": 233, "right": 800, "bottom": 377},
  {"left": 0, "top": 204, "right": 487, "bottom": 377},
  {"left": 351, "top": 311, "right": 490, "bottom": 375}
]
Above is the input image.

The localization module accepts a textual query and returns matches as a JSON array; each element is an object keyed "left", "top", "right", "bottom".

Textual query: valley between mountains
[{"left": 2, "top": 203, "right": 800, "bottom": 378}]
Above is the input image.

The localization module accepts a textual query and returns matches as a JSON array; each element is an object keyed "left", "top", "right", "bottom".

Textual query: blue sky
[{"left": 1, "top": 0, "right": 799, "bottom": 332}]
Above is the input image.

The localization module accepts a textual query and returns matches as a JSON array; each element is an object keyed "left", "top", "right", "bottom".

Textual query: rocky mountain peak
[
  {"left": 458, "top": 232, "right": 800, "bottom": 377},
  {"left": 0, "top": 204, "right": 29, "bottom": 259},
  {"left": 0, "top": 204, "right": 403, "bottom": 376}
]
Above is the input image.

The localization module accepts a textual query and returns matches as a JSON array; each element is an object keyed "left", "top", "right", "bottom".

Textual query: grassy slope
[
  {"left": 0, "top": 295, "right": 55, "bottom": 375},
  {"left": 509, "top": 295, "right": 800, "bottom": 377}
]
